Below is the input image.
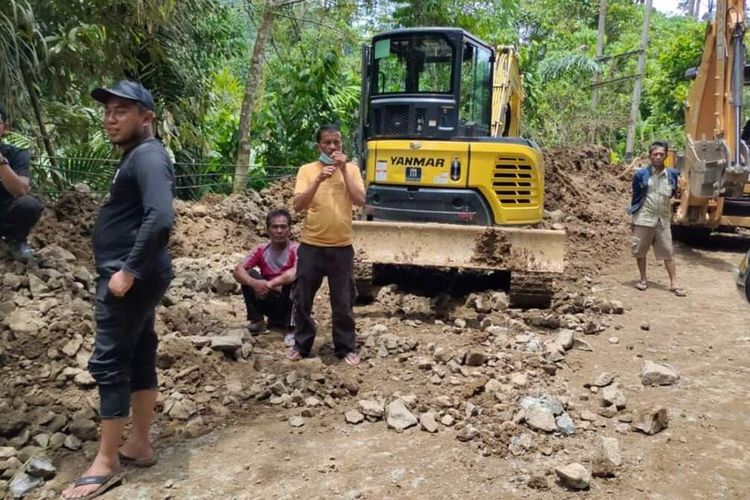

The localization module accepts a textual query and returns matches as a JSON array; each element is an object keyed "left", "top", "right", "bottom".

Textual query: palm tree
[{"left": 0, "top": 0, "right": 55, "bottom": 161}]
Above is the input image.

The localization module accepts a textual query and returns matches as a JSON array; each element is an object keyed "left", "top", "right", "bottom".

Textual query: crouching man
[
  {"left": 0, "top": 104, "right": 44, "bottom": 261},
  {"left": 234, "top": 208, "right": 298, "bottom": 346}
]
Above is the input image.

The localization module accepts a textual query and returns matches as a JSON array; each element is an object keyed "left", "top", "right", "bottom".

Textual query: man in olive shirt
[
  {"left": 0, "top": 104, "right": 44, "bottom": 261},
  {"left": 288, "top": 124, "right": 365, "bottom": 365},
  {"left": 628, "top": 141, "right": 686, "bottom": 296}
]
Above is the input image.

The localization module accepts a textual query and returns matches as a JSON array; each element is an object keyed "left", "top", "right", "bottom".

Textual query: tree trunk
[
  {"left": 21, "top": 68, "right": 57, "bottom": 169},
  {"left": 233, "top": 0, "right": 276, "bottom": 193},
  {"left": 591, "top": 0, "right": 607, "bottom": 142},
  {"left": 625, "top": 0, "right": 653, "bottom": 161},
  {"left": 688, "top": 0, "right": 698, "bottom": 17}
]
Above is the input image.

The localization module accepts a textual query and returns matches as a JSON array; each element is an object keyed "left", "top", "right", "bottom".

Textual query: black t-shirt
[
  {"left": 92, "top": 138, "right": 175, "bottom": 279},
  {"left": 0, "top": 144, "right": 31, "bottom": 202}
]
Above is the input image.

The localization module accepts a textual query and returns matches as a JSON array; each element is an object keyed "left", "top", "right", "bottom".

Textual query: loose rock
[
  {"left": 345, "top": 410, "right": 364, "bottom": 425},
  {"left": 555, "top": 463, "right": 591, "bottom": 490},
  {"left": 358, "top": 400, "right": 384, "bottom": 420},
  {"left": 524, "top": 405, "right": 557, "bottom": 433},
  {"left": 464, "top": 349, "right": 488, "bottom": 367},
  {"left": 9, "top": 472, "right": 43, "bottom": 498},
  {"left": 592, "top": 372, "right": 614, "bottom": 387},
  {"left": 641, "top": 360, "right": 680, "bottom": 386},
  {"left": 68, "top": 419, "right": 97, "bottom": 441},
  {"left": 631, "top": 406, "right": 669, "bottom": 435},
  {"left": 555, "top": 413, "right": 576, "bottom": 435},
  {"left": 592, "top": 437, "right": 622, "bottom": 477},
  {"left": 26, "top": 456, "right": 56, "bottom": 479},
  {"left": 601, "top": 386, "right": 627, "bottom": 410},
  {"left": 419, "top": 413, "right": 438, "bottom": 433},
  {"left": 386, "top": 399, "right": 418, "bottom": 431},
  {"left": 289, "top": 416, "right": 306, "bottom": 428},
  {"left": 556, "top": 329, "right": 575, "bottom": 350},
  {"left": 456, "top": 424, "right": 479, "bottom": 442},
  {"left": 210, "top": 335, "right": 243, "bottom": 353},
  {"left": 63, "top": 435, "right": 82, "bottom": 451}
]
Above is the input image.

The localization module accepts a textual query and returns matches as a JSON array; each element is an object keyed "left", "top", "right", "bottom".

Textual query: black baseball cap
[{"left": 91, "top": 80, "right": 155, "bottom": 111}]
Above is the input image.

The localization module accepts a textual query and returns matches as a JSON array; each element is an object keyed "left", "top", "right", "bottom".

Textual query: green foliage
[
  {"left": 0, "top": 0, "right": 723, "bottom": 198},
  {"left": 539, "top": 54, "right": 601, "bottom": 83},
  {"left": 391, "top": 0, "right": 519, "bottom": 44},
  {"left": 514, "top": 0, "right": 706, "bottom": 155},
  {"left": 642, "top": 16, "right": 704, "bottom": 135},
  {"left": 253, "top": 46, "right": 360, "bottom": 168},
  {"left": 0, "top": 0, "right": 47, "bottom": 117}
]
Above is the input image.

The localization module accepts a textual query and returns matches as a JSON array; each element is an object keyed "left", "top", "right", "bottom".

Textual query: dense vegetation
[{"left": 0, "top": 0, "right": 705, "bottom": 196}]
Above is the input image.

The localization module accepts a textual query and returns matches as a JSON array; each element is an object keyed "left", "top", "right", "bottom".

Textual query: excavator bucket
[{"left": 352, "top": 220, "right": 565, "bottom": 273}]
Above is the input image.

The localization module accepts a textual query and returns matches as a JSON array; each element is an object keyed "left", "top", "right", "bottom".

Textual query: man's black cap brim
[{"left": 91, "top": 88, "right": 155, "bottom": 111}]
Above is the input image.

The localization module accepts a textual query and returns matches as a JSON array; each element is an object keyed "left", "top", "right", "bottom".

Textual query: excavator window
[
  {"left": 459, "top": 41, "right": 492, "bottom": 133},
  {"left": 373, "top": 35, "right": 454, "bottom": 95}
]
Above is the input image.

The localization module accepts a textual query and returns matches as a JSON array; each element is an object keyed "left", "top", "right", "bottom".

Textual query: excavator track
[{"left": 509, "top": 272, "right": 556, "bottom": 309}]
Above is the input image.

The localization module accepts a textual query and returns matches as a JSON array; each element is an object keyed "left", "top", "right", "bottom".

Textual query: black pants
[
  {"left": 241, "top": 269, "right": 293, "bottom": 327},
  {"left": 0, "top": 195, "right": 44, "bottom": 241},
  {"left": 88, "top": 273, "right": 171, "bottom": 419},
  {"left": 293, "top": 243, "right": 356, "bottom": 357}
]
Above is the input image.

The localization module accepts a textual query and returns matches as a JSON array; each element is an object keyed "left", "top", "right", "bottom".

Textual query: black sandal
[{"left": 63, "top": 472, "right": 125, "bottom": 499}]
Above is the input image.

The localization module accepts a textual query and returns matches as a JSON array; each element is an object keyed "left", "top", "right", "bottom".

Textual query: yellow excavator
[
  {"left": 352, "top": 28, "right": 565, "bottom": 306},
  {"left": 675, "top": 0, "right": 750, "bottom": 233}
]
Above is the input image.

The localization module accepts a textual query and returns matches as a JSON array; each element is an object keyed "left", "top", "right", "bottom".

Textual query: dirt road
[{"left": 46, "top": 237, "right": 750, "bottom": 499}]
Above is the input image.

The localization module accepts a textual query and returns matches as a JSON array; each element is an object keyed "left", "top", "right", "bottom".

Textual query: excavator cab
[
  {"left": 352, "top": 28, "right": 565, "bottom": 307},
  {"left": 365, "top": 29, "right": 497, "bottom": 141}
]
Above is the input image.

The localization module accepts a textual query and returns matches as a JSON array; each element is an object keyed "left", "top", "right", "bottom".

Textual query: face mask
[{"left": 319, "top": 152, "right": 334, "bottom": 165}]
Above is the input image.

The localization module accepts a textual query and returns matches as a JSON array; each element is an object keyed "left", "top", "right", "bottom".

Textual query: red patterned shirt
[{"left": 242, "top": 242, "right": 298, "bottom": 280}]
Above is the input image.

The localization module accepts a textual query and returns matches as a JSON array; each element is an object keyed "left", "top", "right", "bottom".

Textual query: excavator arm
[
  {"left": 676, "top": 0, "right": 749, "bottom": 226},
  {"left": 491, "top": 46, "right": 523, "bottom": 137}
]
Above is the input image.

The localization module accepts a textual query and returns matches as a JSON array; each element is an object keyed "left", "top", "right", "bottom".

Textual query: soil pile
[
  {"left": 30, "top": 189, "right": 101, "bottom": 264},
  {"left": 542, "top": 146, "right": 630, "bottom": 280}
]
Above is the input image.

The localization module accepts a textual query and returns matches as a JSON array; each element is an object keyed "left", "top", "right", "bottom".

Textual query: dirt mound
[
  {"left": 170, "top": 176, "right": 299, "bottom": 259},
  {"left": 543, "top": 146, "right": 630, "bottom": 280},
  {"left": 24, "top": 179, "right": 299, "bottom": 265},
  {"left": 30, "top": 190, "right": 102, "bottom": 264}
]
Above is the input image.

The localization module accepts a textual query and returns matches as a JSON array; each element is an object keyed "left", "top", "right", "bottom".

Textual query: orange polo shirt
[{"left": 294, "top": 161, "right": 364, "bottom": 247}]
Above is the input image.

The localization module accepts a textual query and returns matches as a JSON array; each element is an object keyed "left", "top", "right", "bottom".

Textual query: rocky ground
[{"left": 2, "top": 148, "right": 747, "bottom": 498}]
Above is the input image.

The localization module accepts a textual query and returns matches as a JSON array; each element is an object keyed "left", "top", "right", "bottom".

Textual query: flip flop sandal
[
  {"left": 284, "top": 333, "right": 296, "bottom": 347},
  {"left": 670, "top": 288, "right": 687, "bottom": 297},
  {"left": 118, "top": 451, "right": 157, "bottom": 468},
  {"left": 286, "top": 348, "right": 302, "bottom": 361},
  {"left": 635, "top": 282, "right": 648, "bottom": 291},
  {"left": 344, "top": 352, "right": 361, "bottom": 366},
  {"left": 65, "top": 472, "right": 125, "bottom": 500}
]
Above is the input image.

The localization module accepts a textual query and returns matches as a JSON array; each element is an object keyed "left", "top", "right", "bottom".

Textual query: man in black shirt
[
  {"left": 0, "top": 104, "right": 44, "bottom": 261},
  {"left": 63, "top": 81, "right": 174, "bottom": 499}
]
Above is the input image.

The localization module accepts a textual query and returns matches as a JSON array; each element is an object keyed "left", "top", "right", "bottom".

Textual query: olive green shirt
[{"left": 633, "top": 168, "right": 672, "bottom": 228}]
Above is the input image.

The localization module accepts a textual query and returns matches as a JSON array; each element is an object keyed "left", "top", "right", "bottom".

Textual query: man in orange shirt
[{"left": 287, "top": 124, "right": 365, "bottom": 365}]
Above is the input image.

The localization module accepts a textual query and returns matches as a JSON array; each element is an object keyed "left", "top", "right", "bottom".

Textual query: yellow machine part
[
  {"left": 675, "top": 0, "right": 750, "bottom": 230},
  {"left": 365, "top": 139, "right": 545, "bottom": 225},
  {"left": 352, "top": 220, "right": 565, "bottom": 273}
]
